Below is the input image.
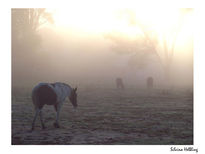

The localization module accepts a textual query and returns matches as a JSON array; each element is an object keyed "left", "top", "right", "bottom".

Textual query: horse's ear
[{"left": 74, "top": 87, "right": 77, "bottom": 92}]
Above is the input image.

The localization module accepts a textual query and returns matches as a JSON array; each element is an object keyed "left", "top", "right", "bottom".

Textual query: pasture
[{"left": 12, "top": 87, "right": 193, "bottom": 145}]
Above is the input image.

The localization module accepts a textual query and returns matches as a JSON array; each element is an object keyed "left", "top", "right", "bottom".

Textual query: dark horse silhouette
[
  {"left": 116, "top": 78, "right": 124, "bottom": 89},
  {"left": 147, "top": 77, "right": 154, "bottom": 89}
]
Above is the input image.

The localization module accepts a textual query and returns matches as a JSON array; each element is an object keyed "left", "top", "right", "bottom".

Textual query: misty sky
[{"left": 12, "top": 8, "right": 193, "bottom": 88}]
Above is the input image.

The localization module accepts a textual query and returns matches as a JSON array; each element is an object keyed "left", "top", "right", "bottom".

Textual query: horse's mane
[
  {"left": 52, "top": 82, "right": 72, "bottom": 89},
  {"left": 62, "top": 83, "right": 72, "bottom": 89}
]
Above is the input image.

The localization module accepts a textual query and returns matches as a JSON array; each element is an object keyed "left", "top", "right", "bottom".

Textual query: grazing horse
[
  {"left": 31, "top": 82, "right": 77, "bottom": 131},
  {"left": 147, "top": 77, "right": 154, "bottom": 89},
  {"left": 116, "top": 78, "right": 124, "bottom": 89}
]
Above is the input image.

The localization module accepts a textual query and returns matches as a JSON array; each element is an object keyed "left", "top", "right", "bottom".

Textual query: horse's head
[{"left": 69, "top": 87, "right": 78, "bottom": 108}]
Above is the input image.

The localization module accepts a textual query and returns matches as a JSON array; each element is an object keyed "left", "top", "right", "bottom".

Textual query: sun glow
[
  {"left": 52, "top": 7, "right": 192, "bottom": 36},
  {"left": 51, "top": 7, "right": 117, "bottom": 33},
  {"left": 48, "top": 6, "right": 193, "bottom": 53}
]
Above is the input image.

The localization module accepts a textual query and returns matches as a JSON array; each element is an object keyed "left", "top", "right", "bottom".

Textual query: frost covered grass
[{"left": 12, "top": 87, "right": 193, "bottom": 145}]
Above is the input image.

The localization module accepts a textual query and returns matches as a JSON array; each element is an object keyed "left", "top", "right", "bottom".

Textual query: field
[{"left": 12, "top": 87, "right": 193, "bottom": 145}]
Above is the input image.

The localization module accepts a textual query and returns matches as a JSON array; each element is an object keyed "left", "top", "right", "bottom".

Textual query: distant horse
[
  {"left": 147, "top": 77, "right": 154, "bottom": 89},
  {"left": 116, "top": 78, "right": 124, "bottom": 89},
  {"left": 31, "top": 82, "right": 77, "bottom": 131}
]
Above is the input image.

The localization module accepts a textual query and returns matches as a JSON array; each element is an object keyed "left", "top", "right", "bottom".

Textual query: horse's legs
[
  {"left": 31, "top": 108, "right": 40, "bottom": 131},
  {"left": 121, "top": 83, "right": 124, "bottom": 89},
  {"left": 54, "top": 104, "right": 57, "bottom": 112},
  {"left": 39, "top": 110, "right": 45, "bottom": 129},
  {"left": 53, "top": 103, "right": 61, "bottom": 128}
]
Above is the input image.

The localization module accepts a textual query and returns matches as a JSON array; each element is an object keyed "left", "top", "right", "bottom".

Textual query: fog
[
  {"left": 12, "top": 8, "right": 193, "bottom": 90},
  {"left": 11, "top": 8, "right": 194, "bottom": 145}
]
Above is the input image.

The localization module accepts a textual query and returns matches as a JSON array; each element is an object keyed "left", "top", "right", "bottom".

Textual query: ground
[{"left": 12, "top": 87, "right": 193, "bottom": 145}]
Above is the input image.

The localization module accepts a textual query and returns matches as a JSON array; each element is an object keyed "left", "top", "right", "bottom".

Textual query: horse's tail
[
  {"left": 32, "top": 87, "right": 40, "bottom": 109},
  {"left": 31, "top": 85, "right": 45, "bottom": 109}
]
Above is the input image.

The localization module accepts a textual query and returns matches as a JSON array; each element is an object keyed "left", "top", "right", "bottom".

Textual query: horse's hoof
[
  {"left": 53, "top": 122, "right": 60, "bottom": 128},
  {"left": 29, "top": 129, "right": 33, "bottom": 133}
]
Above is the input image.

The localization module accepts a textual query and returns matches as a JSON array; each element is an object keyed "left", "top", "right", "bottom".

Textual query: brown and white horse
[{"left": 31, "top": 82, "right": 77, "bottom": 131}]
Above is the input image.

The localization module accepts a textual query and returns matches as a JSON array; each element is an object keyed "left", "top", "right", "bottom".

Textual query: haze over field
[
  {"left": 12, "top": 7, "right": 193, "bottom": 89},
  {"left": 11, "top": 7, "right": 194, "bottom": 145}
]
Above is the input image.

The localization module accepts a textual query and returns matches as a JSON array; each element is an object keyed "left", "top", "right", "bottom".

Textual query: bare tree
[
  {"left": 104, "top": 31, "right": 154, "bottom": 69},
  {"left": 12, "top": 8, "right": 54, "bottom": 86},
  {"left": 106, "top": 8, "right": 193, "bottom": 88},
  {"left": 12, "top": 8, "right": 53, "bottom": 50}
]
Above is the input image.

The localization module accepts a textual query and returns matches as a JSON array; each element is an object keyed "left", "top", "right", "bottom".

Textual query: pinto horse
[{"left": 31, "top": 82, "right": 77, "bottom": 131}]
